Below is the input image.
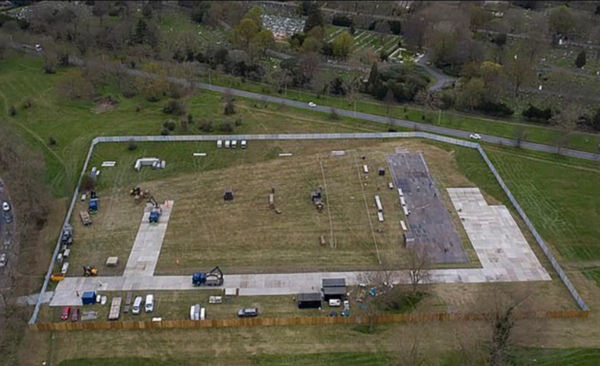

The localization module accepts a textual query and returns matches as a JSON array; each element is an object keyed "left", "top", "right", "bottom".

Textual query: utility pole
[
  {"left": 209, "top": 73, "right": 212, "bottom": 91},
  {"left": 354, "top": 100, "right": 357, "bottom": 118},
  {"left": 438, "top": 109, "right": 441, "bottom": 125}
]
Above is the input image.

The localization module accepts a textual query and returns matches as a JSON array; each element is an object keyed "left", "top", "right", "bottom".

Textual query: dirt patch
[{"left": 92, "top": 96, "right": 119, "bottom": 114}]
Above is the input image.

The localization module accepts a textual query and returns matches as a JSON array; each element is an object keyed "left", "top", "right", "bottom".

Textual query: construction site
[{"left": 35, "top": 136, "right": 582, "bottom": 326}]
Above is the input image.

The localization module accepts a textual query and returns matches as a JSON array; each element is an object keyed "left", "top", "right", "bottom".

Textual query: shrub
[
  {"left": 160, "top": 127, "right": 170, "bottom": 136},
  {"left": 123, "top": 89, "right": 137, "bottom": 99},
  {"left": 219, "top": 121, "right": 234, "bottom": 133},
  {"left": 476, "top": 100, "right": 514, "bottom": 117},
  {"left": 128, "top": 141, "right": 137, "bottom": 151},
  {"left": 332, "top": 14, "right": 353, "bottom": 27},
  {"left": 8, "top": 105, "right": 16, "bottom": 116},
  {"left": 43, "top": 63, "right": 56, "bottom": 74},
  {"left": 163, "top": 99, "right": 185, "bottom": 115},
  {"left": 198, "top": 119, "right": 213, "bottom": 132},
  {"left": 48, "top": 136, "right": 57, "bottom": 146},
  {"left": 187, "top": 113, "right": 194, "bottom": 125},
  {"left": 522, "top": 104, "right": 552, "bottom": 123},
  {"left": 81, "top": 173, "right": 97, "bottom": 191},
  {"left": 22, "top": 98, "right": 32, "bottom": 109},
  {"left": 235, "top": 118, "right": 242, "bottom": 126},
  {"left": 135, "top": 105, "right": 141, "bottom": 113},
  {"left": 163, "top": 120, "right": 176, "bottom": 131},
  {"left": 180, "top": 118, "right": 188, "bottom": 131}
]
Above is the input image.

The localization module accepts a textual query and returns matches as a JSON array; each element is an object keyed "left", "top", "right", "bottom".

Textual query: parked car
[
  {"left": 70, "top": 308, "right": 80, "bottom": 322},
  {"left": 469, "top": 133, "right": 482, "bottom": 140},
  {"left": 2, "top": 202, "right": 9, "bottom": 212},
  {"left": 132, "top": 296, "right": 143, "bottom": 315},
  {"left": 0, "top": 253, "right": 7, "bottom": 268},
  {"left": 145, "top": 294, "right": 154, "bottom": 313},
  {"left": 308, "top": 102, "right": 317, "bottom": 108},
  {"left": 35, "top": 44, "right": 43, "bottom": 52},
  {"left": 328, "top": 299, "right": 342, "bottom": 307},
  {"left": 237, "top": 308, "right": 258, "bottom": 318},
  {"left": 60, "top": 306, "right": 71, "bottom": 321},
  {"left": 241, "top": 140, "right": 247, "bottom": 149}
]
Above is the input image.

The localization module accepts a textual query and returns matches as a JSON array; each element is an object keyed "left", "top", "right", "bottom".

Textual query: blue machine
[{"left": 89, "top": 198, "right": 99, "bottom": 214}]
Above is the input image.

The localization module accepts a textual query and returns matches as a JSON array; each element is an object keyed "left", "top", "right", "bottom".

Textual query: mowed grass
[
  {"left": 67, "top": 139, "right": 479, "bottom": 275},
  {"left": 0, "top": 53, "right": 388, "bottom": 196},
  {"left": 483, "top": 147, "right": 600, "bottom": 263}
]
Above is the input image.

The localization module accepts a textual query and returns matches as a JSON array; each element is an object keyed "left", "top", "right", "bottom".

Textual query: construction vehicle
[
  {"left": 51, "top": 272, "right": 66, "bottom": 282},
  {"left": 83, "top": 265, "right": 98, "bottom": 277},
  {"left": 148, "top": 196, "right": 161, "bottom": 224},
  {"left": 80, "top": 211, "right": 91, "bottom": 226},
  {"left": 192, "top": 266, "right": 224, "bottom": 287},
  {"left": 89, "top": 198, "right": 99, "bottom": 214}
]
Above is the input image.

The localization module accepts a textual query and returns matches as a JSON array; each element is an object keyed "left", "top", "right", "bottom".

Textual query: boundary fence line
[
  {"left": 30, "top": 310, "right": 589, "bottom": 331},
  {"left": 28, "top": 132, "right": 588, "bottom": 325}
]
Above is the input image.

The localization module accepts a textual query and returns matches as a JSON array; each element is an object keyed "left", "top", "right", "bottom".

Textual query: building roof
[
  {"left": 297, "top": 293, "right": 322, "bottom": 302},
  {"left": 322, "top": 278, "right": 346, "bottom": 288},
  {"left": 322, "top": 287, "right": 346, "bottom": 296}
]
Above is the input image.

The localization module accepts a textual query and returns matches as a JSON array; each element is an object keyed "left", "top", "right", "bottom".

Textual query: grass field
[{"left": 64, "top": 139, "right": 485, "bottom": 275}]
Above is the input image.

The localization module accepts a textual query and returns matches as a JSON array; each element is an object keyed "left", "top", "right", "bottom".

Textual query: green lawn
[
  {"left": 197, "top": 73, "right": 600, "bottom": 154},
  {"left": 56, "top": 348, "right": 600, "bottom": 366}
]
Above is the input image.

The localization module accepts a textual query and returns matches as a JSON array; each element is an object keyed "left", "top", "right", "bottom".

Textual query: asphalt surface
[
  {"left": 416, "top": 53, "right": 456, "bottom": 91},
  {"left": 124, "top": 68, "right": 600, "bottom": 162}
]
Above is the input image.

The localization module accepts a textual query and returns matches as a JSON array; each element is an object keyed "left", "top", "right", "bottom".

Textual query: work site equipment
[
  {"left": 80, "top": 211, "right": 91, "bottom": 226},
  {"left": 192, "top": 266, "right": 224, "bottom": 287},
  {"left": 148, "top": 196, "right": 162, "bottom": 224},
  {"left": 89, "top": 198, "right": 99, "bottom": 214},
  {"left": 51, "top": 273, "right": 65, "bottom": 282},
  {"left": 60, "top": 224, "right": 74, "bottom": 246},
  {"left": 83, "top": 265, "right": 98, "bottom": 277}
]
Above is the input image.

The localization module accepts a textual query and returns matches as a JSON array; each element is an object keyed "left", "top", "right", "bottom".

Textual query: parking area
[{"left": 387, "top": 153, "right": 469, "bottom": 263}]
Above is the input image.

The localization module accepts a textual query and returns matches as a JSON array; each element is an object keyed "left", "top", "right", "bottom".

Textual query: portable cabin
[
  {"left": 223, "top": 187, "right": 234, "bottom": 201},
  {"left": 374, "top": 195, "right": 383, "bottom": 212},
  {"left": 378, "top": 167, "right": 385, "bottom": 176}
]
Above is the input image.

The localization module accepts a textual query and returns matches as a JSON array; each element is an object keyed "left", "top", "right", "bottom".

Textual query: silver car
[{"left": 0, "top": 253, "right": 7, "bottom": 268}]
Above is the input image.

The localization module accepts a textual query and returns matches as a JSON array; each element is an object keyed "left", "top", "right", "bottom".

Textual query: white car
[
  {"left": 0, "top": 253, "right": 7, "bottom": 268},
  {"left": 308, "top": 102, "right": 317, "bottom": 108},
  {"left": 469, "top": 133, "right": 482, "bottom": 140},
  {"left": 2, "top": 202, "right": 9, "bottom": 212}
]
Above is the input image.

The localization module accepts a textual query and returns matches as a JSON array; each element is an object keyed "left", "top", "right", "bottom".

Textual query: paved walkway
[
  {"left": 50, "top": 189, "right": 549, "bottom": 306},
  {"left": 123, "top": 201, "right": 174, "bottom": 277}
]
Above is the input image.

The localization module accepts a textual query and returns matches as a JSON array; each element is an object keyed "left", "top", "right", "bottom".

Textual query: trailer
[
  {"left": 374, "top": 195, "right": 383, "bottom": 212},
  {"left": 80, "top": 211, "right": 91, "bottom": 226},
  {"left": 363, "top": 165, "right": 369, "bottom": 174},
  {"left": 192, "top": 266, "right": 224, "bottom": 287},
  {"left": 108, "top": 297, "right": 122, "bottom": 321},
  {"left": 377, "top": 211, "right": 384, "bottom": 222}
]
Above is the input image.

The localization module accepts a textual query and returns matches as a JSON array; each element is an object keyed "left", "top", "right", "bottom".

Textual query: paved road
[
  {"left": 416, "top": 53, "right": 456, "bottom": 91},
  {"left": 124, "top": 68, "right": 600, "bottom": 162}
]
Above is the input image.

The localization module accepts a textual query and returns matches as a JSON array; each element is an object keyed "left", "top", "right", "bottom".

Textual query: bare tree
[
  {"left": 503, "top": 53, "right": 535, "bottom": 97},
  {"left": 551, "top": 105, "right": 579, "bottom": 154},
  {"left": 396, "top": 321, "right": 427, "bottom": 366},
  {"left": 357, "top": 270, "right": 397, "bottom": 333},
  {"left": 406, "top": 248, "right": 430, "bottom": 295}
]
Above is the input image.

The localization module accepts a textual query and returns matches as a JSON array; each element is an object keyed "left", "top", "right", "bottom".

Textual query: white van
[
  {"left": 241, "top": 140, "right": 247, "bottom": 149},
  {"left": 132, "top": 296, "right": 143, "bottom": 315},
  {"left": 231, "top": 140, "right": 237, "bottom": 149},
  {"left": 145, "top": 294, "right": 154, "bottom": 313},
  {"left": 224, "top": 140, "right": 231, "bottom": 149},
  {"left": 217, "top": 140, "right": 223, "bottom": 149}
]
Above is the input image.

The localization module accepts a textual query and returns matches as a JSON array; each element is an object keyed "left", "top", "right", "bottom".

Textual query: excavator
[{"left": 83, "top": 265, "right": 98, "bottom": 277}]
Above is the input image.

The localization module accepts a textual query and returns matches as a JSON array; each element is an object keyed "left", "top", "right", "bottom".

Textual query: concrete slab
[{"left": 123, "top": 202, "right": 174, "bottom": 277}]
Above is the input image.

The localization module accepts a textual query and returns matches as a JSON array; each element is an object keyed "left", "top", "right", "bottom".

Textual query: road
[
  {"left": 123, "top": 68, "right": 600, "bottom": 162},
  {"left": 415, "top": 53, "right": 456, "bottom": 91},
  {"left": 0, "top": 177, "right": 15, "bottom": 286}
]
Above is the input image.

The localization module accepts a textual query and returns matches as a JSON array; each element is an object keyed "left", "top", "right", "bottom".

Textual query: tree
[
  {"left": 303, "top": 1, "right": 323, "bottom": 33},
  {"left": 405, "top": 248, "right": 430, "bottom": 295},
  {"left": 469, "top": 5, "right": 487, "bottom": 31},
  {"left": 457, "top": 77, "right": 485, "bottom": 111},
  {"left": 251, "top": 29, "right": 275, "bottom": 54},
  {"left": 142, "top": 2, "right": 153, "bottom": 18},
  {"left": 135, "top": 63, "right": 168, "bottom": 102},
  {"left": 233, "top": 18, "right": 259, "bottom": 49},
  {"left": 297, "top": 52, "right": 320, "bottom": 87},
  {"left": 549, "top": 5, "right": 577, "bottom": 36},
  {"left": 383, "top": 89, "right": 395, "bottom": 115},
  {"left": 514, "top": 126, "right": 528, "bottom": 148},
  {"left": 57, "top": 70, "right": 95, "bottom": 101},
  {"left": 403, "top": 15, "right": 429, "bottom": 50},
  {"left": 551, "top": 105, "right": 579, "bottom": 154},
  {"left": 575, "top": 50, "right": 587, "bottom": 68},
  {"left": 332, "top": 31, "right": 353, "bottom": 59},
  {"left": 132, "top": 18, "right": 148, "bottom": 44},
  {"left": 503, "top": 54, "right": 535, "bottom": 97},
  {"left": 357, "top": 270, "right": 397, "bottom": 333},
  {"left": 92, "top": 1, "right": 109, "bottom": 26},
  {"left": 342, "top": 74, "right": 361, "bottom": 108},
  {"left": 223, "top": 90, "right": 236, "bottom": 115},
  {"left": 367, "top": 62, "right": 379, "bottom": 91}
]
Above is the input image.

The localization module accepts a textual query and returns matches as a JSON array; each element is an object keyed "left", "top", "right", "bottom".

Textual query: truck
[
  {"left": 80, "top": 211, "right": 91, "bottom": 226},
  {"left": 89, "top": 198, "right": 99, "bottom": 214},
  {"left": 60, "top": 224, "right": 74, "bottom": 246},
  {"left": 148, "top": 196, "right": 161, "bottom": 224},
  {"left": 192, "top": 266, "right": 224, "bottom": 287}
]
